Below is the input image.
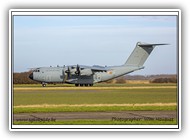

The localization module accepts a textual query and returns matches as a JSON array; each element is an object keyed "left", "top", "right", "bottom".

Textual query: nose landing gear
[{"left": 42, "top": 82, "right": 47, "bottom": 87}]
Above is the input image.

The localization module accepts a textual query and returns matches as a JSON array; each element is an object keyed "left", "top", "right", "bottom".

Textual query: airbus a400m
[{"left": 29, "top": 42, "right": 167, "bottom": 87}]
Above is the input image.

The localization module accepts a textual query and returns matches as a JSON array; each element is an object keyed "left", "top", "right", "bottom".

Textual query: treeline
[
  {"left": 13, "top": 71, "right": 38, "bottom": 84},
  {"left": 125, "top": 74, "right": 177, "bottom": 80},
  {"left": 149, "top": 77, "right": 177, "bottom": 83},
  {"left": 105, "top": 76, "right": 177, "bottom": 84}
]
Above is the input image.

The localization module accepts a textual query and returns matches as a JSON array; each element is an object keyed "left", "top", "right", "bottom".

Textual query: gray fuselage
[{"left": 30, "top": 65, "right": 143, "bottom": 85}]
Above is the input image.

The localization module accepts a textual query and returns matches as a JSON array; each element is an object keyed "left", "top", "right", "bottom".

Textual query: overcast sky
[{"left": 13, "top": 15, "right": 177, "bottom": 75}]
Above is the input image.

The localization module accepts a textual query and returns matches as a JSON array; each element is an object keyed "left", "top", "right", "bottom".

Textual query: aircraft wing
[
  {"left": 80, "top": 65, "right": 108, "bottom": 72},
  {"left": 91, "top": 65, "right": 108, "bottom": 72},
  {"left": 68, "top": 65, "right": 109, "bottom": 72}
]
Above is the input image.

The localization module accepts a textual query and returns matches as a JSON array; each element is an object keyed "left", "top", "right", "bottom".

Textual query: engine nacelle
[
  {"left": 70, "top": 69, "right": 77, "bottom": 75},
  {"left": 80, "top": 69, "right": 93, "bottom": 76}
]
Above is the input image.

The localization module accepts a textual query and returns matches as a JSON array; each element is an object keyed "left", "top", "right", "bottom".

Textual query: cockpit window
[{"left": 34, "top": 69, "right": 40, "bottom": 72}]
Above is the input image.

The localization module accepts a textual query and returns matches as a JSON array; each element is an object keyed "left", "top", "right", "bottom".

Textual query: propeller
[
  {"left": 62, "top": 69, "right": 66, "bottom": 82},
  {"left": 65, "top": 67, "right": 71, "bottom": 77},
  {"left": 75, "top": 64, "right": 80, "bottom": 75}
]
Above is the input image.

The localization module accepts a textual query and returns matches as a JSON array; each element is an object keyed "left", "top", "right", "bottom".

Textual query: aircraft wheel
[
  {"left": 75, "top": 84, "right": 79, "bottom": 87},
  {"left": 42, "top": 84, "right": 46, "bottom": 87},
  {"left": 80, "top": 84, "right": 83, "bottom": 86},
  {"left": 89, "top": 84, "right": 93, "bottom": 86},
  {"left": 85, "top": 84, "right": 88, "bottom": 87}
]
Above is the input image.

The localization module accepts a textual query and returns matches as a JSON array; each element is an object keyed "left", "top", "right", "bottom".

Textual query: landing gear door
[{"left": 46, "top": 75, "right": 51, "bottom": 82}]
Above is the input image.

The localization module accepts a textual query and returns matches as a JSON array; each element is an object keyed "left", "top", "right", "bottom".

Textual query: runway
[{"left": 14, "top": 110, "right": 176, "bottom": 122}]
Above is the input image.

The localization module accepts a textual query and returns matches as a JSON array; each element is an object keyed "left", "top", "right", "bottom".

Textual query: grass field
[
  {"left": 14, "top": 119, "right": 177, "bottom": 125},
  {"left": 12, "top": 83, "right": 178, "bottom": 125},
  {"left": 14, "top": 105, "right": 177, "bottom": 114},
  {"left": 14, "top": 83, "right": 176, "bottom": 88},
  {"left": 13, "top": 83, "right": 177, "bottom": 105}
]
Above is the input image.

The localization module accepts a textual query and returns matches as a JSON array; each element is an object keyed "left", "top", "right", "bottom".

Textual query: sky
[{"left": 13, "top": 15, "right": 177, "bottom": 75}]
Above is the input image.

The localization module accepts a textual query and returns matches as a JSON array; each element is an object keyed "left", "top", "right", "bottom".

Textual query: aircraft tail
[{"left": 124, "top": 42, "right": 168, "bottom": 67}]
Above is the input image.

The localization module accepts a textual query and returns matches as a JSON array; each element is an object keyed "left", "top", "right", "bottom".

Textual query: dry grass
[
  {"left": 126, "top": 80, "right": 150, "bottom": 84},
  {"left": 14, "top": 86, "right": 176, "bottom": 91},
  {"left": 14, "top": 103, "right": 177, "bottom": 108}
]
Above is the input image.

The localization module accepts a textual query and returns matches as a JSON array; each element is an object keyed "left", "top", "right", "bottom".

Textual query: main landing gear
[{"left": 75, "top": 84, "right": 93, "bottom": 87}]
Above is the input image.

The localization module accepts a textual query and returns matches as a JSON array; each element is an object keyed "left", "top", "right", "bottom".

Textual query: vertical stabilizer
[{"left": 124, "top": 42, "right": 168, "bottom": 67}]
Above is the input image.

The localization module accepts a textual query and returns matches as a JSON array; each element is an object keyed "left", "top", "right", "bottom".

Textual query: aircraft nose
[{"left": 29, "top": 73, "right": 33, "bottom": 80}]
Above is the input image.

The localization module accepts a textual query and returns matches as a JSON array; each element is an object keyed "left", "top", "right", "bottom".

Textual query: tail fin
[{"left": 124, "top": 42, "right": 168, "bottom": 67}]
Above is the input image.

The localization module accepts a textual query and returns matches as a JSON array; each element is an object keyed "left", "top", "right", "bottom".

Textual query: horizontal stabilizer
[{"left": 138, "top": 43, "right": 169, "bottom": 47}]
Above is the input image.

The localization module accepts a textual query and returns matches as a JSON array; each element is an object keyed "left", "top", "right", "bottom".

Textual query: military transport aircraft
[{"left": 29, "top": 42, "right": 168, "bottom": 87}]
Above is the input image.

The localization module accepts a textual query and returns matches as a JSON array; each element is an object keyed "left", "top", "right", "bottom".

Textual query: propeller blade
[
  {"left": 75, "top": 64, "right": 80, "bottom": 75},
  {"left": 65, "top": 67, "right": 71, "bottom": 77}
]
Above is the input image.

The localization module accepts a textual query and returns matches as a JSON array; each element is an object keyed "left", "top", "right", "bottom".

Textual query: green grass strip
[
  {"left": 14, "top": 119, "right": 177, "bottom": 125},
  {"left": 13, "top": 105, "right": 176, "bottom": 114}
]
